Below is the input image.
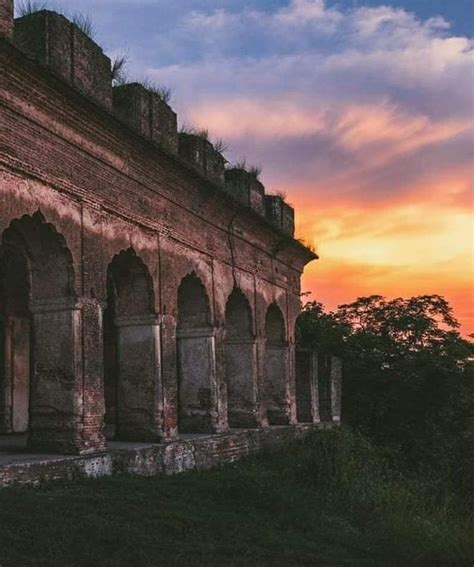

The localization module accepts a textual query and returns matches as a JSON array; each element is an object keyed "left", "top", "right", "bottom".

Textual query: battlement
[
  {"left": 265, "top": 195, "right": 295, "bottom": 237},
  {"left": 178, "top": 133, "right": 226, "bottom": 184},
  {"left": 224, "top": 168, "right": 265, "bottom": 216},
  {"left": 14, "top": 9, "right": 112, "bottom": 107},
  {"left": 113, "top": 83, "right": 178, "bottom": 153},
  {"left": 1, "top": 0, "right": 297, "bottom": 238}
]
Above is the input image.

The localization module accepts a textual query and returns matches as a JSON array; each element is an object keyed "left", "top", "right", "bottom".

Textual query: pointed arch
[
  {"left": 0, "top": 212, "right": 77, "bottom": 446},
  {"left": 265, "top": 303, "right": 286, "bottom": 345},
  {"left": 264, "top": 302, "right": 290, "bottom": 425},
  {"left": 224, "top": 288, "right": 259, "bottom": 428},
  {"left": 103, "top": 248, "right": 160, "bottom": 441},
  {"left": 177, "top": 272, "right": 211, "bottom": 330},
  {"left": 176, "top": 271, "right": 216, "bottom": 433}
]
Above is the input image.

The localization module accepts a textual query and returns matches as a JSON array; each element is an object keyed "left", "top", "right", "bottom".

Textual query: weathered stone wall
[
  {"left": 0, "top": 5, "right": 322, "bottom": 458},
  {"left": 0, "top": 425, "right": 330, "bottom": 488},
  {"left": 0, "top": 0, "right": 13, "bottom": 39}
]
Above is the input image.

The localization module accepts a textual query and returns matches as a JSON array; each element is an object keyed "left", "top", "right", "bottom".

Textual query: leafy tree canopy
[{"left": 296, "top": 294, "right": 474, "bottom": 508}]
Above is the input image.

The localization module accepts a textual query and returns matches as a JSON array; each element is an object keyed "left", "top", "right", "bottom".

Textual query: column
[
  {"left": 28, "top": 298, "right": 105, "bottom": 454},
  {"left": 225, "top": 336, "right": 259, "bottom": 428},
  {"left": 176, "top": 327, "right": 219, "bottom": 433},
  {"left": 115, "top": 315, "right": 162, "bottom": 441}
]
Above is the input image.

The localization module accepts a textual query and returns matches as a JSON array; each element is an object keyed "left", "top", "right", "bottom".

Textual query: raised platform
[{"left": 0, "top": 424, "right": 326, "bottom": 488}]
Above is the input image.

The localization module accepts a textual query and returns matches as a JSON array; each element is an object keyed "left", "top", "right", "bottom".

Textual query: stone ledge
[{"left": 0, "top": 424, "right": 335, "bottom": 488}]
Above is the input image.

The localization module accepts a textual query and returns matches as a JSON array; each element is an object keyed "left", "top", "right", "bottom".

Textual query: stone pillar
[
  {"left": 176, "top": 327, "right": 219, "bottom": 433},
  {"left": 287, "top": 342, "right": 298, "bottom": 424},
  {"left": 295, "top": 350, "right": 320, "bottom": 424},
  {"left": 0, "top": 315, "right": 30, "bottom": 434},
  {"left": 0, "top": 0, "right": 13, "bottom": 39},
  {"left": 255, "top": 336, "right": 269, "bottom": 427},
  {"left": 265, "top": 342, "right": 291, "bottom": 425},
  {"left": 214, "top": 326, "right": 229, "bottom": 432},
  {"left": 6, "top": 316, "right": 30, "bottom": 433},
  {"left": 318, "top": 354, "right": 331, "bottom": 422},
  {"left": 225, "top": 337, "right": 259, "bottom": 428},
  {"left": 28, "top": 298, "right": 105, "bottom": 454},
  {"left": 0, "top": 315, "right": 7, "bottom": 433},
  {"left": 81, "top": 298, "right": 107, "bottom": 451},
  {"left": 330, "top": 356, "right": 342, "bottom": 423},
  {"left": 160, "top": 314, "right": 178, "bottom": 439},
  {"left": 115, "top": 315, "right": 162, "bottom": 441}
]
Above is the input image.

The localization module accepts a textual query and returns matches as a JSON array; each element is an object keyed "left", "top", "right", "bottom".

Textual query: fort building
[{"left": 0, "top": 0, "right": 341, "bottom": 482}]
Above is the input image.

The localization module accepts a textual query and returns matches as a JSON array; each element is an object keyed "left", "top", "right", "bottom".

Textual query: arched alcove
[
  {"left": 264, "top": 303, "right": 290, "bottom": 425},
  {"left": 0, "top": 212, "right": 78, "bottom": 451},
  {"left": 224, "top": 288, "right": 258, "bottom": 428},
  {"left": 176, "top": 272, "right": 216, "bottom": 433},
  {"left": 104, "top": 248, "right": 160, "bottom": 441}
]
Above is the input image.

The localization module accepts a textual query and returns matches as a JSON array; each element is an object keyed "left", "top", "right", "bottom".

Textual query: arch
[
  {"left": 265, "top": 303, "right": 286, "bottom": 345},
  {"left": 177, "top": 272, "right": 211, "bottom": 330},
  {"left": 176, "top": 272, "right": 216, "bottom": 433},
  {"left": 264, "top": 302, "right": 290, "bottom": 425},
  {"left": 0, "top": 212, "right": 77, "bottom": 448},
  {"left": 103, "top": 248, "right": 160, "bottom": 441},
  {"left": 3, "top": 211, "right": 76, "bottom": 303},
  {"left": 224, "top": 288, "right": 259, "bottom": 428}
]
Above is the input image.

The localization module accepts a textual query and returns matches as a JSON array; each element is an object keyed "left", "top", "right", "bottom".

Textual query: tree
[{"left": 296, "top": 295, "right": 474, "bottom": 506}]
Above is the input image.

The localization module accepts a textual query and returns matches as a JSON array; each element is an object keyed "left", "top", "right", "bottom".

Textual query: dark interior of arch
[
  {"left": 177, "top": 273, "right": 211, "bottom": 329},
  {"left": 265, "top": 303, "right": 286, "bottom": 345},
  {"left": 103, "top": 248, "right": 155, "bottom": 436},
  {"left": 0, "top": 212, "right": 74, "bottom": 435},
  {"left": 106, "top": 248, "right": 155, "bottom": 319},
  {"left": 2, "top": 212, "right": 75, "bottom": 303},
  {"left": 225, "top": 288, "right": 252, "bottom": 339}
]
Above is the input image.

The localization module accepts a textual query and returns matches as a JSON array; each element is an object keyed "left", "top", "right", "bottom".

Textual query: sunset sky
[{"left": 28, "top": 0, "right": 474, "bottom": 333}]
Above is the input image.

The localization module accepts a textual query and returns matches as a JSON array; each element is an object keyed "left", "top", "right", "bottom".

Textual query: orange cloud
[{"left": 298, "top": 199, "right": 474, "bottom": 335}]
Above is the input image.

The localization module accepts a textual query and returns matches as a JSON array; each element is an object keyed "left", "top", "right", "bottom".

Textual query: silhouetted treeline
[{"left": 296, "top": 295, "right": 474, "bottom": 509}]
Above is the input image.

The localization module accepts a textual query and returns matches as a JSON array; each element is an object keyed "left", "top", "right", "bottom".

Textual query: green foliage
[
  {"left": 232, "top": 158, "right": 262, "bottom": 178},
  {"left": 0, "top": 429, "right": 471, "bottom": 566},
  {"left": 296, "top": 295, "right": 474, "bottom": 510},
  {"left": 179, "top": 123, "right": 209, "bottom": 139},
  {"left": 140, "top": 79, "right": 173, "bottom": 103}
]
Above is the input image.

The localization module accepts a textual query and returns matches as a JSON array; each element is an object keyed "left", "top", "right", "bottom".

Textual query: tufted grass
[{"left": 0, "top": 428, "right": 471, "bottom": 567}]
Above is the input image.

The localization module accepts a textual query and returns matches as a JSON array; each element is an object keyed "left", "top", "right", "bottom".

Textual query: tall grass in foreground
[
  {"left": 259, "top": 428, "right": 473, "bottom": 565},
  {"left": 0, "top": 428, "right": 472, "bottom": 566}
]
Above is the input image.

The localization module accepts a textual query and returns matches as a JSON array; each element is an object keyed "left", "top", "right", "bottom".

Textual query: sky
[{"left": 24, "top": 0, "right": 474, "bottom": 334}]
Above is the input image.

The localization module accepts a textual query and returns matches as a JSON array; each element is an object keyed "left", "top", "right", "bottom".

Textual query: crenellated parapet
[
  {"left": 178, "top": 133, "right": 226, "bottom": 183},
  {"left": 265, "top": 195, "right": 295, "bottom": 237},
  {"left": 224, "top": 168, "right": 265, "bottom": 216},
  {"left": 113, "top": 83, "right": 178, "bottom": 153},
  {"left": 1, "top": 1, "right": 298, "bottom": 239},
  {"left": 14, "top": 10, "right": 112, "bottom": 107}
]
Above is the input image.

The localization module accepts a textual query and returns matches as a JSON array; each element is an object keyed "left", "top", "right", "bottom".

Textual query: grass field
[{"left": 0, "top": 428, "right": 471, "bottom": 567}]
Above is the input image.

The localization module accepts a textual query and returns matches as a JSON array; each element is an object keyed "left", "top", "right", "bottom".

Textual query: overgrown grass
[
  {"left": 232, "top": 158, "right": 262, "bottom": 178},
  {"left": 0, "top": 428, "right": 471, "bottom": 566},
  {"left": 16, "top": 0, "right": 48, "bottom": 17}
]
